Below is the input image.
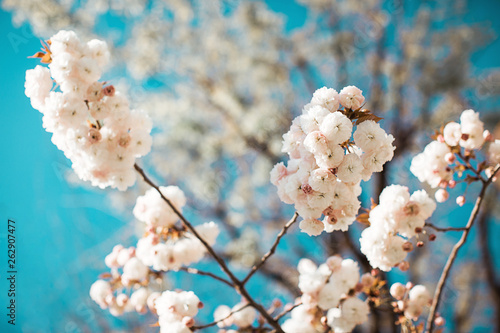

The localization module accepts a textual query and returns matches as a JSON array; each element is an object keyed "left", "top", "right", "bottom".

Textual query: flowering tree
[{"left": 23, "top": 28, "right": 500, "bottom": 333}]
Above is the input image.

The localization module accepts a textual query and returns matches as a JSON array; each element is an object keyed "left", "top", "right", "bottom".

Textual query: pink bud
[
  {"left": 483, "top": 130, "right": 493, "bottom": 142},
  {"left": 302, "top": 184, "right": 313, "bottom": 194},
  {"left": 116, "top": 294, "right": 129, "bottom": 306},
  {"left": 437, "top": 134, "right": 445, "bottom": 143},
  {"left": 448, "top": 180, "right": 456, "bottom": 189},
  {"left": 434, "top": 316, "right": 446, "bottom": 326},
  {"left": 182, "top": 316, "right": 195, "bottom": 327},
  {"left": 102, "top": 85, "right": 115, "bottom": 96},
  {"left": 398, "top": 261, "right": 410, "bottom": 271},
  {"left": 406, "top": 281, "right": 414, "bottom": 290},
  {"left": 435, "top": 189, "right": 449, "bottom": 203},
  {"left": 88, "top": 128, "right": 102, "bottom": 143},
  {"left": 390, "top": 282, "right": 406, "bottom": 300},
  {"left": 402, "top": 242, "right": 413, "bottom": 252},
  {"left": 445, "top": 152, "right": 456, "bottom": 164},
  {"left": 456, "top": 195, "right": 465, "bottom": 206}
]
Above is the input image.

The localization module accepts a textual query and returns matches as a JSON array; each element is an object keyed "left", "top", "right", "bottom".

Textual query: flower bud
[
  {"left": 483, "top": 130, "right": 493, "bottom": 142},
  {"left": 435, "top": 316, "right": 446, "bottom": 326},
  {"left": 390, "top": 283, "right": 406, "bottom": 300},
  {"left": 402, "top": 241, "right": 413, "bottom": 252},
  {"left": 445, "top": 152, "right": 456, "bottom": 164},
  {"left": 429, "top": 234, "right": 437, "bottom": 241},
  {"left": 435, "top": 189, "right": 449, "bottom": 203},
  {"left": 398, "top": 261, "right": 410, "bottom": 271},
  {"left": 456, "top": 195, "right": 465, "bottom": 207}
]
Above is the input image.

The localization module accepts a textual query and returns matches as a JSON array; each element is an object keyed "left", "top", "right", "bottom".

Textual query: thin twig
[
  {"left": 242, "top": 212, "right": 299, "bottom": 285},
  {"left": 134, "top": 163, "right": 284, "bottom": 333},
  {"left": 426, "top": 165, "right": 500, "bottom": 332},
  {"left": 274, "top": 302, "right": 302, "bottom": 322},
  {"left": 178, "top": 267, "right": 233, "bottom": 288},
  {"left": 424, "top": 223, "right": 467, "bottom": 232},
  {"left": 192, "top": 303, "right": 251, "bottom": 330}
]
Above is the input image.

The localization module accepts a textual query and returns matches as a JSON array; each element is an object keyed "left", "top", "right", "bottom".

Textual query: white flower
[
  {"left": 311, "top": 87, "right": 340, "bottom": 112},
  {"left": 231, "top": 303, "right": 256, "bottom": 328},
  {"left": 122, "top": 257, "right": 149, "bottom": 282},
  {"left": 336, "top": 153, "right": 363, "bottom": 183},
  {"left": 319, "top": 111, "right": 353, "bottom": 145},
  {"left": 443, "top": 121, "right": 461, "bottom": 146},
  {"left": 339, "top": 85, "right": 365, "bottom": 110},
  {"left": 299, "top": 218, "right": 324, "bottom": 236},
  {"left": 353, "top": 120, "right": 387, "bottom": 151},
  {"left": 25, "top": 65, "right": 53, "bottom": 110},
  {"left": 488, "top": 140, "right": 500, "bottom": 165},
  {"left": 459, "top": 109, "right": 484, "bottom": 150},
  {"left": 90, "top": 280, "right": 112, "bottom": 309}
]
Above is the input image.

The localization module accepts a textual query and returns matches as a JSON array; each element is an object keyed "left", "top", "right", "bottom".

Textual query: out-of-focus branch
[
  {"left": 477, "top": 188, "right": 500, "bottom": 331},
  {"left": 426, "top": 165, "right": 500, "bottom": 332}
]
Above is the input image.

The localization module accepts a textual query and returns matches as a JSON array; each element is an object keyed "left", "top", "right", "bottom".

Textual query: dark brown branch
[
  {"left": 477, "top": 189, "right": 500, "bottom": 331},
  {"left": 192, "top": 304, "right": 251, "bottom": 330},
  {"left": 134, "top": 163, "right": 284, "bottom": 333},
  {"left": 274, "top": 302, "right": 302, "bottom": 322},
  {"left": 426, "top": 165, "right": 500, "bottom": 332},
  {"left": 242, "top": 212, "right": 299, "bottom": 285},
  {"left": 178, "top": 267, "right": 233, "bottom": 288},
  {"left": 425, "top": 223, "right": 467, "bottom": 232}
]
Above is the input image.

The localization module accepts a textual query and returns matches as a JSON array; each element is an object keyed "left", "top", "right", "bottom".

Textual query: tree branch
[
  {"left": 192, "top": 303, "right": 251, "bottom": 330},
  {"left": 425, "top": 165, "right": 500, "bottom": 332},
  {"left": 178, "top": 267, "right": 234, "bottom": 288},
  {"left": 134, "top": 163, "right": 284, "bottom": 333},
  {"left": 425, "top": 223, "right": 467, "bottom": 232},
  {"left": 242, "top": 212, "right": 299, "bottom": 285}
]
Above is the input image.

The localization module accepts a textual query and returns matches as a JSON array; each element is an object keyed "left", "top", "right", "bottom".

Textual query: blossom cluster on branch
[
  {"left": 24, "top": 30, "right": 152, "bottom": 190},
  {"left": 271, "top": 86, "right": 395, "bottom": 236},
  {"left": 411, "top": 109, "right": 499, "bottom": 204},
  {"left": 360, "top": 185, "right": 436, "bottom": 271}
]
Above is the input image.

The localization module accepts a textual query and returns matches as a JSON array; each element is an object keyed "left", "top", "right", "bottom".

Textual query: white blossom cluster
[
  {"left": 360, "top": 185, "right": 436, "bottom": 271},
  {"left": 133, "top": 186, "right": 220, "bottom": 271},
  {"left": 213, "top": 302, "right": 257, "bottom": 330},
  {"left": 411, "top": 109, "right": 499, "bottom": 203},
  {"left": 390, "top": 282, "right": 431, "bottom": 320},
  {"left": 24, "top": 30, "right": 152, "bottom": 190},
  {"left": 282, "top": 256, "right": 370, "bottom": 333},
  {"left": 155, "top": 290, "right": 202, "bottom": 333},
  {"left": 271, "top": 86, "right": 395, "bottom": 235},
  {"left": 90, "top": 186, "right": 219, "bottom": 320},
  {"left": 90, "top": 244, "right": 158, "bottom": 316}
]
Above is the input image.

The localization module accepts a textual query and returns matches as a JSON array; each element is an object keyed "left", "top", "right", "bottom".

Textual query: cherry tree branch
[
  {"left": 424, "top": 223, "right": 467, "bottom": 232},
  {"left": 242, "top": 212, "right": 299, "bottom": 285},
  {"left": 192, "top": 303, "right": 251, "bottom": 330},
  {"left": 274, "top": 302, "right": 302, "bottom": 322},
  {"left": 426, "top": 165, "right": 500, "bottom": 332},
  {"left": 134, "top": 163, "right": 284, "bottom": 333},
  {"left": 178, "top": 267, "right": 233, "bottom": 288}
]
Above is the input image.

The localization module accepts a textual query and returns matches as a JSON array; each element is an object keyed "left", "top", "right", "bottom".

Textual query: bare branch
[
  {"left": 242, "top": 212, "right": 299, "bottom": 285},
  {"left": 192, "top": 303, "right": 251, "bottom": 330},
  {"left": 178, "top": 267, "right": 233, "bottom": 288},
  {"left": 425, "top": 223, "right": 467, "bottom": 232},
  {"left": 134, "top": 163, "right": 284, "bottom": 333},
  {"left": 426, "top": 165, "right": 500, "bottom": 332},
  {"left": 274, "top": 302, "right": 302, "bottom": 322}
]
